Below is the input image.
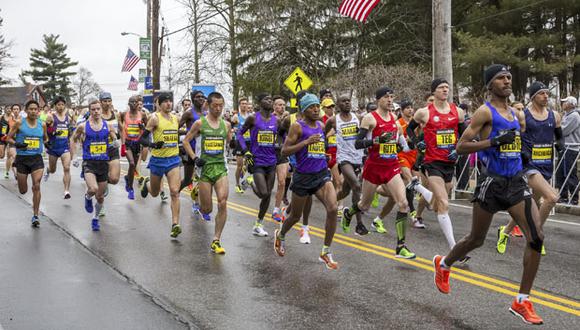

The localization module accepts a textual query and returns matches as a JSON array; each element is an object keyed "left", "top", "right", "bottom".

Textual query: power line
[{"left": 452, "top": 0, "right": 550, "bottom": 28}]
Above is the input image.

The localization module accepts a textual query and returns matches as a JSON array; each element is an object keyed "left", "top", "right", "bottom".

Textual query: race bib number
[
  {"left": 327, "top": 135, "right": 337, "bottom": 147},
  {"left": 531, "top": 144, "right": 552, "bottom": 164},
  {"left": 307, "top": 141, "right": 326, "bottom": 159},
  {"left": 126, "top": 124, "right": 141, "bottom": 138},
  {"left": 203, "top": 137, "right": 224, "bottom": 155},
  {"left": 340, "top": 123, "right": 358, "bottom": 141},
  {"left": 243, "top": 130, "right": 251, "bottom": 141},
  {"left": 56, "top": 125, "right": 69, "bottom": 139},
  {"left": 499, "top": 130, "right": 521, "bottom": 158},
  {"left": 257, "top": 130, "right": 274, "bottom": 147},
  {"left": 24, "top": 137, "right": 40, "bottom": 151},
  {"left": 161, "top": 129, "right": 178, "bottom": 147},
  {"left": 1, "top": 126, "right": 7, "bottom": 135},
  {"left": 379, "top": 143, "right": 397, "bottom": 159},
  {"left": 436, "top": 129, "right": 456, "bottom": 149},
  {"left": 89, "top": 141, "right": 107, "bottom": 156}
]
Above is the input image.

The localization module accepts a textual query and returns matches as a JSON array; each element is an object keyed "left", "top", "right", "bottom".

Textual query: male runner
[
  {"left": 274, "top": 93, "right": 339, "bottom": 269},
  {"left": 139, "top": 92, "right": 183, "bottom": 238},
  {"left": 406, "top": 79, "right": 466, "bottom": 251},
  {"left": 272, "top": 95, "right": 290, "bottom": 222},
  {"left": 321, "top": 97, "right": 344, "bottom": 219},
  {"left": 433, "top": 65, "right": 544, "bottom": 325},
  {"left": 183, "top": 92, "right": 232, "bottom": 254},
  {"left": 100, "top": 92, "right": 121, "bottom": 186},
  {"left": 118, "top": 95, "right": 148, "bottom": 200},
  {"left": 6, "top": 100, "right": 48, "bottom": 226},
  {"left": 343, "top": 87, "right": 416, "bottom": 259},
  {"left": 325, "top": 95, "right": 367, "bottom": 235},
  {"left": 496, "top": 81, "right": 561, "bottom": 255},
  {"left": 0, "top": 104, "right": 19, "bottom": 179},
  {"left": 44, "top": 96, "right": 73, "bottom": 199},
  {"left": 232, "top": 97, "right": 252, "bottom": 193},
  {"left": 72, "top": 98, "right": 119, "bottom": 231}
]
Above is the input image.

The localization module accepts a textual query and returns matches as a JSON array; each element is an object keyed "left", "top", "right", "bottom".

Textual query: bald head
[{"left": 128, "top": 95, "right": 140, "bottom": 111}]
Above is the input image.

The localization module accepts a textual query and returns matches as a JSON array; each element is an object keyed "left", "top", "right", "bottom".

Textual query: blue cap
[
  {"left": 299, "top": 93, "right": 320, "bottom": 112},
  {"left": 99, "top": 92, "right": 112, "bottom": 100}
]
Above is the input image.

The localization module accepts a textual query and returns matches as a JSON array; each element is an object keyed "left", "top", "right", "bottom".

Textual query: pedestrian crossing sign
[{"left": 284, "top": 67, "right": 312, "bottom": 95}]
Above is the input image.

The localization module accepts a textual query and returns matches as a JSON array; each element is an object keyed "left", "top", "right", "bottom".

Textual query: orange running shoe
[
  {"left": 319, "top": 253, "right": 339, "bottom": 270},
  {"left": 134, "top": 169, "right": 140, "bottom": 178},
  {"left": 511, "top": 225, "right": 523, "bottom": 237},
  {"left": 274, "top": 229, "right": 285, "bottom": 257},
  {"left": 509, "top": 298, "right": 543, "bottom": 325},
  {"left": 433, "top": 255, "right": 450, "bottom": 294}
]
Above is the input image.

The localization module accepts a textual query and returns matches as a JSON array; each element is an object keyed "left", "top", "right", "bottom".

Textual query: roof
[{"left": 0, "top": 84, "right": 46, "bottom": 106}]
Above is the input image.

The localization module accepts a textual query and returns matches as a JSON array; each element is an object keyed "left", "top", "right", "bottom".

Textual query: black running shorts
[{"left": 472, "top": 171, "right": 532, "bottom": 214}]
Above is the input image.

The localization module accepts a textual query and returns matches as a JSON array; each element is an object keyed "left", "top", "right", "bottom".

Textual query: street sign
[
  {"left": 139, "top": 38, "right": 151, "bottom": 60},
  {"left": 138, "top": 69, "right": 147, "bottom": 83},
  {"left": 284, "top": 67, "right": 312, "bottom": 95},
  {"left": 290, "top": 98, "right": 297, "bottom": 108},
  {"left": 143, "top": 95, "right": 153, "bottom": 112},
  {"left": 144, "top": 76, "right": 153, "bottom": 90}
]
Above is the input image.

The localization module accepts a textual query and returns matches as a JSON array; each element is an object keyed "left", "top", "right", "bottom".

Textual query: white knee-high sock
[
  {"left": 415, "top": 184, "right": 433, "bottom": 203},
  {"left": 437, "top": 213, "right": 456, "bottom": 249}
]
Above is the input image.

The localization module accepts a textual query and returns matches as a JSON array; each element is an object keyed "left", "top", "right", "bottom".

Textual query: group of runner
[{"left": 2, "top": 64, "right": 570, "bottom": 325}]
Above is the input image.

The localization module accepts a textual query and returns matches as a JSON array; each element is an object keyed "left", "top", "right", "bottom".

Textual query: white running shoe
[
  {"left": 252, "top": 224, "right": 268, "bottom": 237},
  {"left": 98, "top": 205, "right": 106, "bottom": 217},
  {"left": 299, "top": 227, "right": 311, "bottom": 244},
  {"left": 43, "top": 169, "right": 50, "bottom": 182}
]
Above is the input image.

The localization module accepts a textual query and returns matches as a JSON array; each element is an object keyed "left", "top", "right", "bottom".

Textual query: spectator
[{"left": 557, "top": 96, "right": 579, "bottom": 205}]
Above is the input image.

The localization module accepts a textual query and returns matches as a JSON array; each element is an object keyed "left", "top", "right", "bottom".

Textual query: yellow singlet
[{"left": 152, "top": 113, "right": 179, "bottom": 158}]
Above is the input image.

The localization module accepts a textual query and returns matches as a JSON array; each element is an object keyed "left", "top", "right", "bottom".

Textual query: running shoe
[
  {"left": 509, "top": 298, "right": 543, "bottom": 325},
  {"left": 31, "top": 215, "right": 40, "bottom": 227},
  {"left": 72, "top": 158, "right": 80, "bottom": 168},
  {"left": 406, "top": 176, "right": 420, "bottom": 192},
  {"left": 84, "top": 195, "right": 93, "bottom": 213},
  {"left": 246, "top": 175, "right": 254, "bottom": 187},
  {"left": 124, "top": 175, "right": 130, "bottom": 192},
  {"left": 160, "top": 191, "right": 168, "bottom": 202},
  {"left": 355, "top": 223, "right": 369, "bottom": 236},
  {"left": 341, "top": 207, "right": 352, "bottom": 233},
  {"left": 396, "top": 245, "right": 416, "bottom": 259},
  {"left": 412, "top": 216, "right": 426, "bottom": 229},
  {"left": 281, "top": 207, "right": 288, "bottom": 222},
  {"left": 134, "top": 169, "right": 140, "bottom": 178},
  {"left": 191, "top": 202, "right": 201, "bottom": 220},
  {"left": 319, "top": 253, "right": 339, "bottom": 270},
  {"left": 139, "top": 177, "right": 149, "bottom": 198},
  {"left": 371, "top": 193, "right": 380, "bottom": 208},
  {"left": 252, "top": 223, "right": 268, "bottom": 237},
  {"left": 190, "top": 185, "right": 199, "bottom": 201},
  {"left": 497, "top": 226, "right": 509, "bottom": 254},
  {"left": 63, "top": 191, "right": 71, "bottom": 200},
  {"left": 202, "top": 212, "right": 211, "bottom": 222},
  {"left": 4, "top": 172, "right": 8, "bottom": 179},
  {"left": 127, "top": 189, "right": 135, "bottom": 200},
  {"left": 43, "top": 169, "right": 50, "bottom": 182},
  {"left": 170, "top": 224, "right": 182, "bottom": 238},
  {"left": 272, "top": 210, "right": 282, "bottom": 222},
  {"left": 98, "top": 205, "right": 106, "bottom": 217},
  {"left": 103, "top": 186, "right": 109, "bottom": 198},
  {"left": 235, "top": 184, "right": 244, "bottom": 194},
  {"left": 211, "top": 240, "right": 226, "bottom": 254},
  {"left": 371, "top": 217, "right": 387, "bottom": 234},
  {"left": 541, "top": 244, "right": 546, "bottom": 256},
  {"left": 433, "top": 255, "right": 450, "bottom": 294},
  {"left": 299, "top": 227, "right": 311, "bottom": 244},
  {"left": 274, "top": 229, "right": 285, "bottom": 257},
  {"left": 91, "top": 218, "right": 100, "bottom": 231},
  {"left": 511, "top": 225, "right": 523, "bottom": 237}
]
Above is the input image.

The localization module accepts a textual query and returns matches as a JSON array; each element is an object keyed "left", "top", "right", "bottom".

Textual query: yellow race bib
[
  {"left": 379, "top": 143, "right": 397, "bottom": 159},
  {"left": 24, "top": 137, "right": 40, "bottom": 150},
  {"left": 307, "top": 141, "right": 326, "bottom": 159},
  {"left": 327, "top": 135, "right": 337, "bottom": 147},
  {"left": 243, "top": 130, "right": 251, "bottom": 141},
  {"left": 436, "top": 129, "right": 456, "bottom": 149},
  {"left": 531, "top": 144, "right": 552, "bottom": 164},
  {"left": 89, "top": 141, "right": 107, "bottom": 155},
  {"left": 126, "top": 124, "right": 140, "bottom": 138},
  {"left": 1, "top": 126, "right": 7, "bottom": 135},
  {"left": 340, "top": 123, "right": 358, "bottom": 140},
  {"left": 499, "top": 132, "right": 521, "bottom": 158},
  {"left": 257, "top": 130, "right": 274, "bottom": 146},
  {"left": 161, "top": 129, "right": 178, "bottom": 147},
  {"left": 203, "top": 137, "right": 224, "bottom": 155}
]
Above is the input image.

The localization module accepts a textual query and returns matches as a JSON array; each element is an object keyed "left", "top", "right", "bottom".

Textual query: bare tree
[
  {"left": 0, "top": 11, "right": 14, "bottom": 86},
  {"left": 72, "top": 67, "right": 102, "bottom": 106}
]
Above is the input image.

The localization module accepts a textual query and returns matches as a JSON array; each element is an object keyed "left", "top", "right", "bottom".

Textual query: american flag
[
  {"left": 339, "top": 0, "right": 380, "bottom": 23},
  {"left": 121, "top": 48, "right": 140, "bottom": 72},
  {"left": 127, "top": 75, "right": 139, "bottom": 91}
]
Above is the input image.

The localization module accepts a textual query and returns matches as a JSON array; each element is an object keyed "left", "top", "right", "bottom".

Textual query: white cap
[{"left": 561, "top": 96, "right": 577, "bottom": 107}]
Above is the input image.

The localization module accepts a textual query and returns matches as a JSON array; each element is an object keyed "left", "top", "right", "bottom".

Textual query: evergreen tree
[{"left": 24, "top": 34, "right": 78, "bottom": 101}]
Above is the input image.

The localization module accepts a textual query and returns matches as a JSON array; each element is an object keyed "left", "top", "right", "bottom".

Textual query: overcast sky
[{"left": 2, "top": 0, "right": 193, "bottom": 110}]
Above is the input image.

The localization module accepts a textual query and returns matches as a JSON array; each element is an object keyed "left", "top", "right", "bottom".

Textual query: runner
[
  {"left": 271, "top": 95, "right": 290, "bottom": 222},
  {"left": 343, "top": 87, "right": 416, "bottom": 259},
  {"left": 433, "top": 64, "right": 544, "bottom": 325},
  {"left": 274, "top": 93, "right": 338, "bottom": 269},
  {"left": 5, "top": 100, "right": 48, "bottom": 226},
  {"left": 72, "top": 98, "right": 119, "bottom": 231},
  {"left": 43, "top": 96, "right": 73, "bottom": 199},
  {"left": 231, "top": 97, "right": 252, "bottom": 193},
  {"left": 0, "top": 104, "right": 19, "bottom": 179},
  {"left": 237, "top": 93, "right": 280, "bottom": 237},
  {"left": 406, "top": 78, "right": 466, "bottom": 252},
  {"left": 118, "top": 95, "right": 148, "bottom": 200},
  {"left": 99, "top": 92, "right": 122, "bottom": 212},
  {"left": 325, "top": 95, "right": 367, "bottom": 235},
  {"left": 321, "top": 97, "right": 344, "bottom": 220},
  {"left": 496, "top": 81, "right": 561, "bottom": 255},
  {"left": 183, "top": 92, "right": 232, "bottom": 254},
  {"left": 139, "top": 92, "right": 183, "bottom": 238}
]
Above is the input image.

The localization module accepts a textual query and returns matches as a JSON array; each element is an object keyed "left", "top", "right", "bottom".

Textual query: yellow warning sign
[{"left": 284, "top": 67, "right": 313, "bottom": 95}]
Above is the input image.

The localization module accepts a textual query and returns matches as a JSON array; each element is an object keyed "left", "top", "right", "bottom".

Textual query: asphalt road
[{"left": 1, "top": 159, "right": 579, "bottom": 329}]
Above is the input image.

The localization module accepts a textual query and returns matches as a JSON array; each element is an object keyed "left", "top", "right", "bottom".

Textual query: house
[{"left": 0, "top": 83, "right": 47, "bottom": 108}]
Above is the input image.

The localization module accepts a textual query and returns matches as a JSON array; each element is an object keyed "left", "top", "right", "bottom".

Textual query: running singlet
[
  {"left": 152, "top": 113, "right": 179, "bottom": 158},
  {"left": 336, "top": 113, "right": 363, "bottom": 164},
  {"left": 185, "top": 110, "right": 201, "bottom": 151},
  {"left": 397, "top": 117, "right": 418, "bottom": 158},
  {"left": 522, "top": 108, "right": 555, "bottom": 179},
  {"left": 123, "top": 112, "right": 144, "bottom": 142},
  {"left": 479, "top": 102, "right": 522, "bottom": 177},
  {"left": 198, "top": 116, "right": 227, "bottom": 165},
  {"left": 323, "top": 114, "right": 337, "bottom": 160},
  {"left": 0, "top": 115, "right": 10, "bottom": 139},
  {"left": 48, "top": 113, "right": 70, "bottom": 151},
  {"left": 15, "top": 119, "right": 44, "bottom": 156},
  {"left": 423, "top": 103, "right": 459, "bottom": 164},
  {"left": 83, "top": 120, "right": 110, "bottom": 161},
  {"left": 249, "top": 112, "right": 277, "bottom": 166},
  {"left": 295, "top": 120, "right": 326, "bottom": 174},
  {"left": 366, "top": 111, "right": 399, "bottom": 166},
  {"left": 103, "top": 112, "right": 119, "bottom": 144},
  {"left": 237, "top": 112, "right": 251, "bottom": 142}
]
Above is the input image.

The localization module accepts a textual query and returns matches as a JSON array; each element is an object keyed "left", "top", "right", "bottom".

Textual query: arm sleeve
[
  {"left": 398, "top": 134, "right": 409, "bottom": 150},
  {"left": 458, "top": 122, "right": 466, "bottom": 137},
  {"left": 354, "top": 128, "right": 373, "bottom": 150},
  {"left": 236, "top": 125, "right": 248, "bottom": 152},
  {"left": 406, "top": 119, "right": 420, "bottom": 142}
]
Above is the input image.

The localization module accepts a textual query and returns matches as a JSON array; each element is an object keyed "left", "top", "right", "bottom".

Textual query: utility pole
[
  {"left": 432, "top": 0, "right": 453, "bottom": 101},
  {"left": 146, "top": 0, "right": 152, "bottom": 77},
  {"left": 152, "top": 0, "right": 161, "bottom": 90}
]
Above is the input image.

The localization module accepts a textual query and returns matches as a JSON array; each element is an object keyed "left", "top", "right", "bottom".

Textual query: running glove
[
  {"left": 194, "top": 157, "right": 206, "bottom": 168},
  {"left": 244, "top": 151, "right": 254, "bottom": 167},
  {"left": 151, "top": 141, "right": 165, "bottom": 149},
  {"left": 14, "top": 142, "right": 28, "bottom": 149},
  {"left": 490, "top": 129, "right": 516, "bottom": 147}
]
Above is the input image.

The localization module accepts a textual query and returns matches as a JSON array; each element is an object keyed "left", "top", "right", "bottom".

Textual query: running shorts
[
  {"left": 362, "top": 162, "right": 401, "bottom": 185},
  {"left": 398, "top": 149, "right": 418, "bottom": 170},
  {"left": 47, "top": 147, "right": 70, "bottom": 158},
  {"left": 107, "top": 146, "right": 120, "bottom": 161},
  {"left": 338, "top": 161, "right": 362, "bottom": 176},
  {"left": 276, "top": 149, "right": 289, "bottom": 165},
  {"left": 290, "top": 169, "right": 331, "bottom": 197},
  {"left": 472, "top": 171, "right": 531, "bottom": 214},
  {"left": 200, "top": 162, "right": 228, "bottom": 185},
  {"left": 125, "top": 142, "right": 142, "bottom": 158},
  {"left": 422, "top": 160, "right": 455, "bottom": 183},
  {"left": 249, "top": 164, "right": 276, "bottom": 175},
  {"left": 14, "top": 154, "right": 44, "bottom": 175},
  {"left": 82, "top": 160, "right": 109, "bottom": 183},
  {"left": 147, "top": 156, "right": 181, "bottom": 177}
]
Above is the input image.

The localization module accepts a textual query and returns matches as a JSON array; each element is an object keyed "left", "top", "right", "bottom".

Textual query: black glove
[
  {"left": 15, "top": 142, "right": 28, "bottom": 149},
  {"left": 55, "top": 130, "right": 65, "bottom": 136},
  {"left": 193, "top": 157, "right": 206, "bottom": 168},
  {"left": 555, "top": 140, "right": 565, "bottom": 154},
  {"left": 244, "top": 151, "right": 254, "bottom": 167},
  {"left": 416, "top": 140, "right": 426, "bottom": 152},
  {"left": 44, "top": 141, "right": 53, "bottom": 150},
  {"left": 377, "top": 132, "right": 394, "bottom": 144},
  {"left": 151, "top": 141, "right": 165, "bottom": 149},
  {"left": 490, "top": 129, "right": 516, "bottom": 147}
]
